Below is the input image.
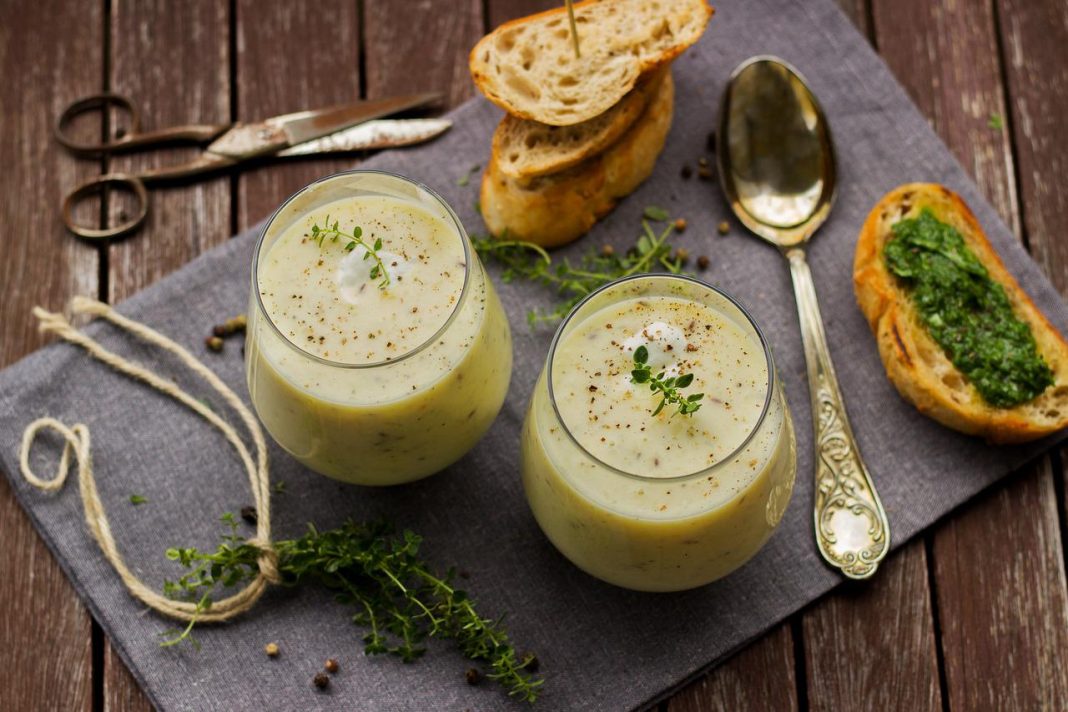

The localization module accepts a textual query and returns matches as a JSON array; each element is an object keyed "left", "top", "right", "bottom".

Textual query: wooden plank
[
  {"left": 803, "top": 544, "right": 942, "bottom": 710},
  {"left": 106, "top": 0, "right": 231, "bottom": 302},
  {"left": 0, "top": 0, "right": 102, "bottom": 708},
  {"left": 871, "top": 0, "right": 1068, "bottom": 709},
  {"left": 487, "top": 0, "right": 559, "bottom": 29},
  {"left": 103, "top": 1, "right": 232, "bottom": 709},
  {"left": 667, "top": 625, "right": 798, "bottom": 712},
  {"left": 365, "top": 0, "right": 483, "bottom": 108},
  {"left": 234, "top": 0, "right": 360, "bottom": 231},
  {"left": 996, "top": 0, "right": 1068, "bottom": 290},
  {"left": 799, "top": 4, "right": 941, "bottom": 711}
]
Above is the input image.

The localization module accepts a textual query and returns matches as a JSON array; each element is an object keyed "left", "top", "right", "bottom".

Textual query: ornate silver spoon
[{"left": 716, "top": 56, "right": 889, "bottom": 579}]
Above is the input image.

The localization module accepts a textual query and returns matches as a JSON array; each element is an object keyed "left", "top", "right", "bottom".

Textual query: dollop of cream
[
  {"left": 335, "top": 246, "right": 413, "bottom": 303},
  {"left": 621, "top": 320, "right": 687, "bottom": 374}
]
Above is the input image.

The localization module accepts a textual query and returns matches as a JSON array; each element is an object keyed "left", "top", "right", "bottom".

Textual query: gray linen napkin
[{"left": 3, "top": 0, "right": 1066, "bottom": 709}]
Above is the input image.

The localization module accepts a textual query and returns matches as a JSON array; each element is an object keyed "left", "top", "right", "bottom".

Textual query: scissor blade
[
  {"left": 276, "top": 93, "right": 442, "bottom": 148},
  {"left": 206, "top": 92, "right": 442, "bottom": 159},
  {"left": 277, "top": 119, "right": 452, "bottom": 157}
]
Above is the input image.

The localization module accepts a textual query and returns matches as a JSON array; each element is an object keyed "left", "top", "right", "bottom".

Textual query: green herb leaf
[
  {"left": 472, "top": 218, "right": 687, "bottom": 326},
  {"left": 161, "top": 518, "right": 543, "bottom": 702},
  {"left": 987, "top": 112, "right": 1004, "bottom": 130},
  {"left": 129, "top": 494, "right": 148, "bottom": 505},
  {"left": 629, "top": 349, "right": 704, "bottom": 418},
  {"left": 643, "top": 205, "right": 670, "bottom": 222},
  {"left": 309, "top": 219, "right": 391, "bottom": 289}
]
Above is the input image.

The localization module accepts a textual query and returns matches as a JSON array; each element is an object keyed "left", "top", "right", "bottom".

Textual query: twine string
[{"left": 18, "top": 297, "right": 278, "bottom": 623}]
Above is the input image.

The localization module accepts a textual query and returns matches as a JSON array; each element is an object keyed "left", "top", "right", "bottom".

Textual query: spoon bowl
[
  {"left": 717, "top": 56, "right": 889, "bottom": 580},
  {"left": 717, "top": 56, "right": 837, "bottom": 248}
]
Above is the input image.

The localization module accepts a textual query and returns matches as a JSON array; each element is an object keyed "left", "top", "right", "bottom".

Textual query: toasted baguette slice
[
  {"left": 493, "top": 66, "right": 667, "bottom": 180},
  {"left": 480, "top": 70, "right": 673, "bottom": 248},
  {"left": 469, "top": 0, "right": 710, "bottom": 126},
  {"left": 854, "top": 183, "right": 1068, "bottom": 443}
]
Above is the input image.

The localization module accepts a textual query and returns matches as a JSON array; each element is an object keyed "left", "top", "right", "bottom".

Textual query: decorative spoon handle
[{"left": 786, "top": 247, "right": 890, "bottom": 579}]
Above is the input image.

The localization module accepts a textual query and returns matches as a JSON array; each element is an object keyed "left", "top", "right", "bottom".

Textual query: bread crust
[
  {"left": 492, "top": 67, "right": 666, "bottom": 180},
  {"left": 853, "top": 183, "right": 1068, "bottom": 443},
  {"left": 479, "top": 71, "right": 674, "bottom": 248},
  {"left": 469, "top": 0, "right": 710, "bottom": 126}
]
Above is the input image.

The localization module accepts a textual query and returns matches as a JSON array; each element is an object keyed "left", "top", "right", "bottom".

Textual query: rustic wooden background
[{"left": 1, "top": 0, "right": 1066, "bottom": 709}]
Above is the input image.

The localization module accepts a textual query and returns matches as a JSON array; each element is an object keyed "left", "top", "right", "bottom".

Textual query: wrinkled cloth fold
[{"left": 2, "top": 1, "right": 1066, "bottom": 709}]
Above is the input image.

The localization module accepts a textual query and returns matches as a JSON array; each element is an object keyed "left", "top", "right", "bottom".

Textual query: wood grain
[
  {"left": 803, "top": 544, "right": 942, "bottom": 710},
  {"left": 106, "top": 0, "right": 231, "bottom": 302},
  {"left": 234, "top": 0, "right": 360, "bottom": 231},
  {"left": 797, "top": 4, "right": 943, "bottom": 711},
  {"left": 0, "top": 0, "right": 102, "bottom": 708},
  {"left": 103, "top": 1, "right": 232, "bottom": 709},
  {"left": 996, "top": 0, "right": 1068, "bottom": 290},
  {"left": 872, "top": 0, "right": 1068, "bottom": 709},
  {"left": 667, "top": 624, "right": 798, "bottom": 712},
  {"left": 486, "top": 0, "right": 559, "bottom": 29},
  {"left": 364, "top": 0, "right": 484, "bottom": 108}
]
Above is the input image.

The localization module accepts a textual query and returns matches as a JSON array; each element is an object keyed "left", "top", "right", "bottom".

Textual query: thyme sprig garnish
[
  {"left": 310, "top": 215, "right": 390, "bottom": 289},
  {"left": 472, "top": 218, "right": 685, "bottom": 326},
  {"left": 630, "top": 345, "right": 704, "bottom": 417},
  {"left": 161, "top": 515, "right": 543, "bottom": 703}
]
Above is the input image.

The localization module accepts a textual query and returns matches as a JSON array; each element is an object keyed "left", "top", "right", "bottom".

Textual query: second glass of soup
[
  {"left": 247, "top": 170, "right": 512, "bottom": 485},
  {"left": 521, "top": 274, "right": 796, "bottom": 591}
]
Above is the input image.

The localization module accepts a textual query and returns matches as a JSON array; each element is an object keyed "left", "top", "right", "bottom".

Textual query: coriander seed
[
  {"left": 680, "top": 165, "right": 693, "bottom": 179},
  {"left": 313, "top": 672, "right": 330, "bottom": 689},
  {"left": 325, "top": 658, "right": 339, "bottom": 674},
  {"left": 717, "top": 220, "right": 730, "bottom": 235},
  {"left": 466, "top": 668, "right": 482, "bottom": 685},
  {"left": 206, "top": 336, "right": 224, "bottom": 353},
  {"left": 697, "top": 255, "right": 710, "bottom": 270},
  {"left": 697, "top": 166, "right": 714, "bottom": 180},
  {"left": 264, "top": 642, "right": 280, "bottom": 658},
  {"left": 674, "top": 248, "right": 689, "bottom": 264},
  {"left": 673, "top": 218, "right": 687, "bottom": 232},
  {"left": 601, "top": 244, "right": 615, "bottom": 257}
]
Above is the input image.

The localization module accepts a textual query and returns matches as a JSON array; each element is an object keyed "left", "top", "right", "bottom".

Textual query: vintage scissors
[{"left": 55, "top": 92, "right": 451, "bottom": 240}]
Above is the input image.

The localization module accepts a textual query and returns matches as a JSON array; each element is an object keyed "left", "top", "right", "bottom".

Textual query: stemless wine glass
[
  {"left": 246, "top": 170, "right": 512, "bottom": 485},
  {"left": 521, "top": 274, "right": 796, "bottom": 591}
]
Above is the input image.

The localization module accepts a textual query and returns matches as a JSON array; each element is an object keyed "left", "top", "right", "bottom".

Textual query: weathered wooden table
[{"left": 2, "top": 1, "right": 1066, "bottom": 709}]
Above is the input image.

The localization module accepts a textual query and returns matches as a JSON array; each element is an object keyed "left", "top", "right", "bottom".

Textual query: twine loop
[{"left": 19, "top": 297, "right": 276, "bottom": 622}]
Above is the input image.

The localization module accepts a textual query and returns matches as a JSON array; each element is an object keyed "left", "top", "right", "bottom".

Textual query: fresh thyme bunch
[
  {"left": 161, "top": 515, "right": 543, "bottom": 702},
  {"left": 472, "top": 216, "right": 686, "bottom": 325},
  {"left": 630, "top": 345, "right": 704, "bottom": 417}
]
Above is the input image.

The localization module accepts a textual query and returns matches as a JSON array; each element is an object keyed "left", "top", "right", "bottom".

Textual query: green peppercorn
[
  {"left": 206, "top": 336, "right": 224, "bottom": 353},
  {"left": 264, "top": 642, "right": 279, "bottom": 658},
  {"left": 717, "top": 220, "right": 730, "bottom": 236}
]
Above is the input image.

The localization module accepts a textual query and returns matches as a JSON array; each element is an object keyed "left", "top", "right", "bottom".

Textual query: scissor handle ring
[
  {"left": 62, "top": 174, "right": 149, "bottom": 241},
  {"left": 55, "top": 93, "right": 142, "bottom": 157}
]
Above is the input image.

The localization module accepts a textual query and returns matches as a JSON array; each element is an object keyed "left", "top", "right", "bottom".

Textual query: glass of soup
[
  {"left": 247, "top": 170, "right": 512, "bottom": 485},
  {"left": 521, "top": 274, "right": 796, "bottom": 591}
]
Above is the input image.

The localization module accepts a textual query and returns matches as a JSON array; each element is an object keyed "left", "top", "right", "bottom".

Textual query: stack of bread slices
[{"left": 469, "top": 0, "right": 714, "bottom": 247}]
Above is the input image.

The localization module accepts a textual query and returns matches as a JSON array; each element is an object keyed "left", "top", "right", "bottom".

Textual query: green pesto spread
[{"left": 884, "top": 208, "right": 1053, "bottom": 407}]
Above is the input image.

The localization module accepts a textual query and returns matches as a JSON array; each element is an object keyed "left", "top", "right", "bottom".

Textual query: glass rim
[
  {"left": 251, "top": 169, "right": 473, "bottom": 370},
  {"left": 545, "top": 273, "right": 776, "bottom": 483}
]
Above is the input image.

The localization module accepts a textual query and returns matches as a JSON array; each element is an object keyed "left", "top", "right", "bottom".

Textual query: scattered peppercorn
[
  {"left": 706, "top": 130, "right": 716, "bottom": 152},
  {"left": 206, "top": 336, "right": 224, "bottom": 353},
  {"left": 264, "top": 642, "right": 279, "bottom": 658},
  {"left": 521, "top": 652, "right": 540, "bottom": 672},
  {"left": 313, "top": 672, "right": 330, "bottom": 689},
  {"left": 697, "top": 157, "right": 709, "bottom": 168},
  {"left": 717, "top": 220, "right": 730, "bottom": 235},
  {"left": 600, "top": 244, "right": 615, "bottom": 257},
  {"left": 325, "top": 658, "right": 340, "bottom": 674},
  {"left": 697, "top": 166, "right": 714, "bottom": 181},
  {"left": 465, "top": 668, "right": 482, "bottom": 686},
  {"left": 680, "top": 165, "right": 693, "bottom": 180},
  {"left": 673, "top": 218, "right": 687, "bottom": 232},
  {"left": 697, "top": 255, "right": 710, "bottom": 270},
  {"left": 673, "top": 248, "right": 689, "bottom": 265},
  {"left": 240, "top": 506, "right": 258, "bottom": 525}
]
